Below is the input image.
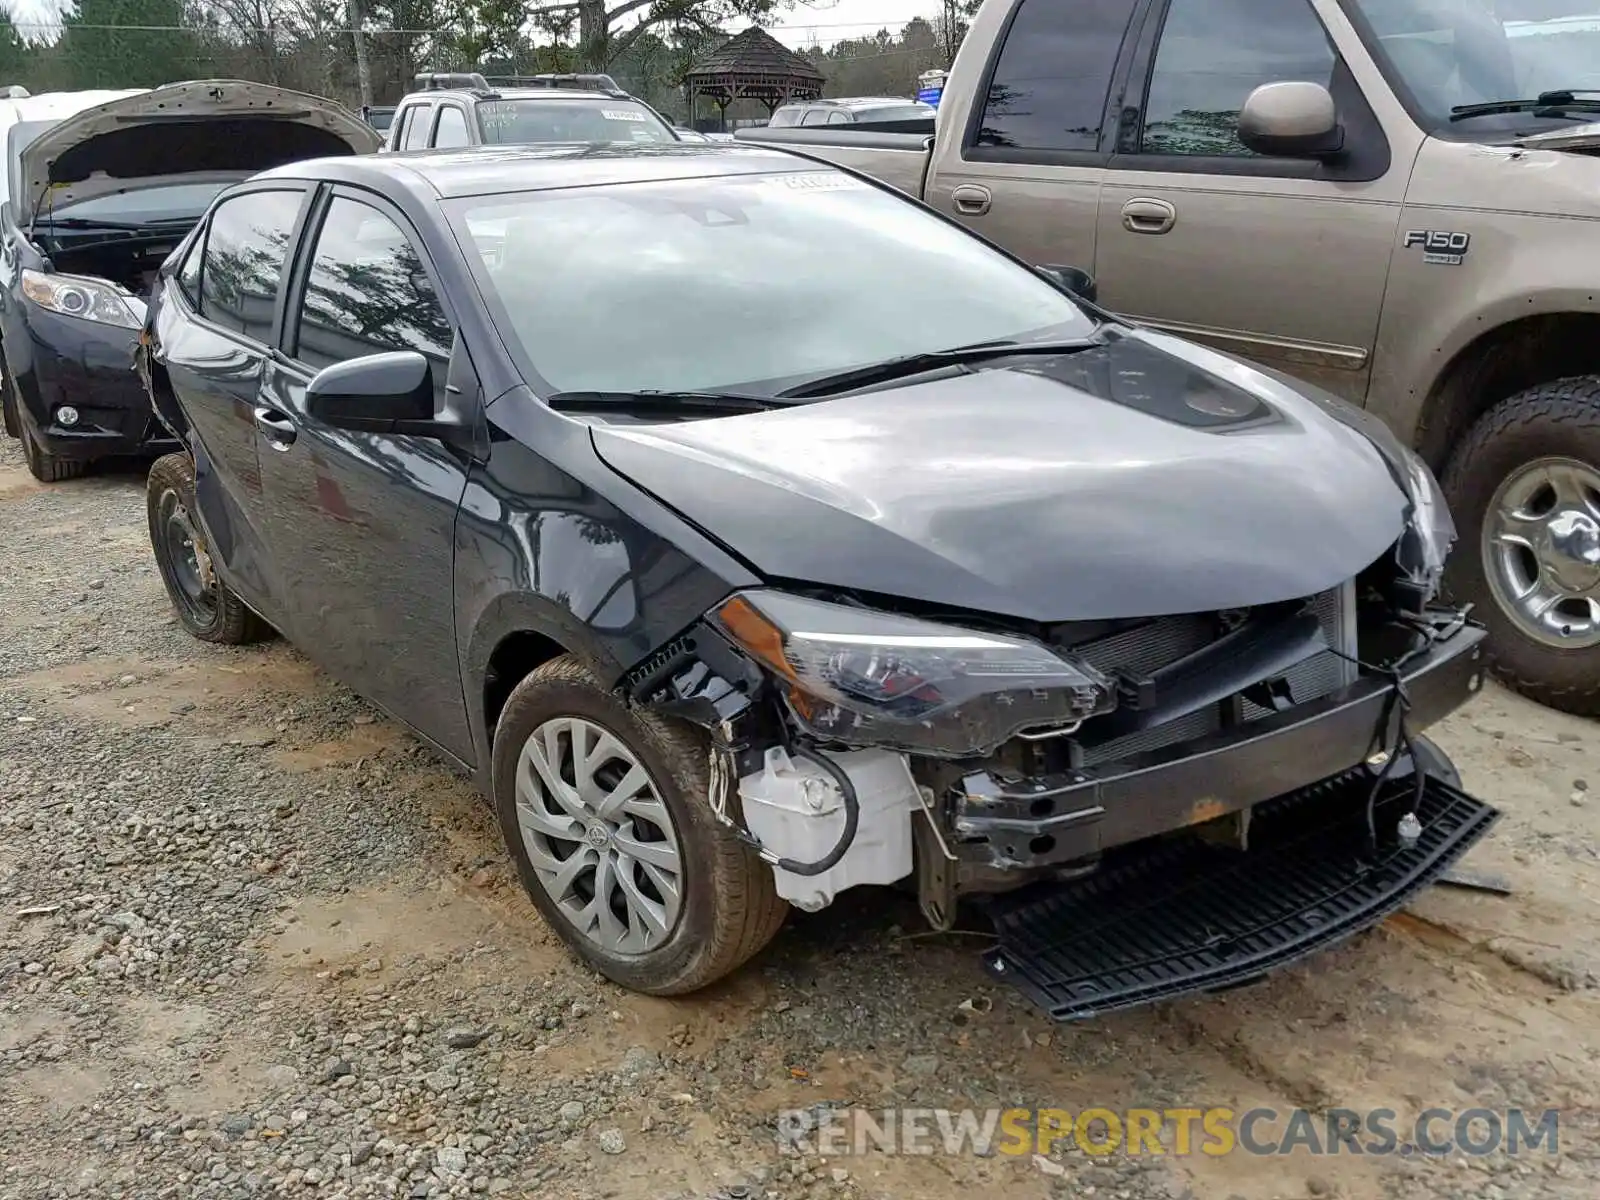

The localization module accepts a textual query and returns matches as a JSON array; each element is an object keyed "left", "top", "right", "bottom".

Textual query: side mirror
[
  {"left": 1038, "top": 264, "right": 1097, "bottom": 304},
  {"left": 1238, "top": 81, "right": 1344, "bottom": 159},
  {"left": 306, "top": 350, "right": 433, "bottom": 433}
]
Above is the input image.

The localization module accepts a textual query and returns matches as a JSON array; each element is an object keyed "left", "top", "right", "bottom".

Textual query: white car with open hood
[{"left": 0, "top": 80, "right": 380, "bottom": 482}]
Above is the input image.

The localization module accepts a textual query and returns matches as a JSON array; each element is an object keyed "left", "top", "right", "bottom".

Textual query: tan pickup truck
[{"left": 739, "top": 0, "right": 1600, "bottom": 717}]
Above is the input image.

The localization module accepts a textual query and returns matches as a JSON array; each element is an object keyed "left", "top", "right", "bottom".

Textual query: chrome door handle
[
  {"left": 1121, "top": 197, "right": 1177, "bottom": 235},
  {"left": 253, "top": 407, "right": 297, "bottom": 450},
  {"left": 951, "top": 184, "right": 992, "bottom": 216}
]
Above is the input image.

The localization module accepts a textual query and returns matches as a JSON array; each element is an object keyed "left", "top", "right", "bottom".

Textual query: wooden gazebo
[{"left": 683, "top": 28, "right": 824, "bottom": 130}]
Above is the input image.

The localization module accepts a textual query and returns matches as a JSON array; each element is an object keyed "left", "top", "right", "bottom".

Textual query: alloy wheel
[
  {"left": 514, "top": 716, "right": 685, "bottom": 955},
  {"left": 1481, "top": 455, "right": 1600, "bottom": 649}
]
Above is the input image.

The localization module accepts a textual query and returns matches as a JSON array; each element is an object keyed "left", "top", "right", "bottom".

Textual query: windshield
[
  {"left": 450, "top": 170, "right": 1095, "bottom": 397},
  {"left": 40, "top": 181, "right": 229, "bottom": 224},
  {"left": 475, "top": 98, "right": 677, "bottom": 146},
  {"left": 1346, "top": 0, "right": 1600, "bottom": 130}
]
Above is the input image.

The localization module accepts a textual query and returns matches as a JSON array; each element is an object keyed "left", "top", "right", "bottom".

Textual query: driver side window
[
  {"left": 290, "top": 195, "right": 454, "bottom": 404},
  {"left": 1142, "top": 0, "right": 1337, "bottom": 156}
]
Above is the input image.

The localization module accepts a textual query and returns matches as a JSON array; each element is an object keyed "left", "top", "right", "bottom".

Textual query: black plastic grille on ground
[{"left": 981, "top": 772, "right": 1499, "bottom": 1021}]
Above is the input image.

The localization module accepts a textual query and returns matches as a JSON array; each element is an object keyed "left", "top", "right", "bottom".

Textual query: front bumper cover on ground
[
  {"left": 953, "top": 624, "right": 1487, "bottom": 871},
  {"left": 983, "top": 768, "right": 1498, "bottom": 1021}
]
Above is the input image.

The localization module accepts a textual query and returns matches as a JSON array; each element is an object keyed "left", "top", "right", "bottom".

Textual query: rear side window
[
  {"left": 433, "top": 106, "right": 470, "bottom": 148},
  {"left": 199, "top": 189, "right": 303, "bottom": 342},
  {"left": 769, "top": 108, "right": 801, "bottom": 128},
  {"left": 292, "top": 195, "right": 453, "bottom": 385},
  {"left": 401, "top": 104, "right": 434, "bottom": 150},
  {"left": 975, "top": 0, "right": 1142, "bottom": 152},
  {"left": 1142, "top": 0, "right": 1337, "bottom": 156},
  {"left": 800, "top": 108, "right": 828, "bottom": 126}
]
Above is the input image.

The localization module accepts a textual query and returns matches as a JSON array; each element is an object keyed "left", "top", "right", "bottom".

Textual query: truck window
[
  {"left": 1142, "top": 0, "right": 1337, "bottom": 156},
  {"left": 974, "top": 0, "right": 1142, "bottom": 152},
  {"left": 401, "top": 103, "right": 435, "bottom": 150},
  {"left": 433, "top": 105, "right": 470, "bottom": 148},
  {"left": 827, "top": 111, "right": 851, "bottom": 125},
  {"left": 801, "top": 108, "right": 828, "bottom": 126}
]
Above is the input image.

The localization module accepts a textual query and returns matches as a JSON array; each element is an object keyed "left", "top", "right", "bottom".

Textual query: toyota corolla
[{"left": 138, "top": 143, "right": 1497, "bottom": 1017}]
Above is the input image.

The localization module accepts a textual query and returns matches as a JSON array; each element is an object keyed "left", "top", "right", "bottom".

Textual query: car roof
[
  {"left": 403, "top": 88, "right": 642, "bottom": 103},
  {"left": 780, "top": 96, "right": 926, "bottom": 110},
  {"left": 253, "top": 142, "right": 825, "bottom": 200}
]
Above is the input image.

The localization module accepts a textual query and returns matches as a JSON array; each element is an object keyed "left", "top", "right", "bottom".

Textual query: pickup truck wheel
[
  {"left": 492, "top": 655, "right": 787, "bottom": 995},
  {"left": 1441, "top": 379, "right": 1600, "bottom": 716},
  {"left": 147, "top": 452, "right": 272, "bottom": 644}
]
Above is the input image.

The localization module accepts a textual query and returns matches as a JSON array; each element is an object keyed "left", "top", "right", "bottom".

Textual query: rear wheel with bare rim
[
  {"left": 491, "top": 655, "right": 787, "bottom": 994},
  {"left": 1442, "top": 378, "right": 1600, "bottom": 716},
  {"left": 147, "top": 453, "right": 272, "bottom": 645}
]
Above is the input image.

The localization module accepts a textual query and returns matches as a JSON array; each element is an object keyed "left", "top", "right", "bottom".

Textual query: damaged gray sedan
[{"left": 140, "top": 145, "right": 1495, "bottom": 1019}]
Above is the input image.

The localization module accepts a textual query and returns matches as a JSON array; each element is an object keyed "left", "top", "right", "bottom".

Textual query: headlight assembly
[
  {"left": 1395, "top": 449, "right": 1456, "bottom": 589},
  {"left": 21, "top": 268, "right": 141, "bottom": 329},
  {"left": 711, "top": 590, "right": 1116, "bottom": 757}
]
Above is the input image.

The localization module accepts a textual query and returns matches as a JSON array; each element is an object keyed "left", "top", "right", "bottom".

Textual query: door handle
[
  {"left": 253, "top": 406, "right": 297, "bottom": 450},
  {"left": 951, "top": 184, "right": 992, "bottom": 216},
  {"left": 1121, "top": 197, "right": 1177, "bottom": 235}
]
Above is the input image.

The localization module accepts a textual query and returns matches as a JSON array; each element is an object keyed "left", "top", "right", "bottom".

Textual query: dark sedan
[
  {"left": 140, "top": 144, "right": 1496, "bottom": 1014},
  {"left": 0, "top": 82, "right": 378, "bottom": 481}
]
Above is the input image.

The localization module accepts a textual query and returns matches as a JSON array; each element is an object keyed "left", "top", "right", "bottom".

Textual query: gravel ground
[{"left": 1, "top": 441, "right": 1597, "bottom": 1200}]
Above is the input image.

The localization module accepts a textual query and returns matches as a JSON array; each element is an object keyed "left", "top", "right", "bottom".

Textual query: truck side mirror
[
  {"left": 1238, "top": 81, "right": 1344, "bottom": 159},
  {"left": 1038, "top": 264, "right": 1097, "bottom": 304}
]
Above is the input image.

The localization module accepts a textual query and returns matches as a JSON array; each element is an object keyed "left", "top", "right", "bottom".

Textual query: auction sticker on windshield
[{"left": 602, "top": 109, "right": 649, "bottom": 121}]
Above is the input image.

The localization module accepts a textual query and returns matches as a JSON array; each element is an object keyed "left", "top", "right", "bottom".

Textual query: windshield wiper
[
  {"left": 776, "top": 336, "right": 1103, "bottom": 400},
  {"left": 546, "top": 389, "right": 792, "bottom": 416},
  {"left": 38, "top": 215, "right": 197, "bottom": 231},
  {"left": 1450, "top": 90, "right": 1600, "bottom": 121}
]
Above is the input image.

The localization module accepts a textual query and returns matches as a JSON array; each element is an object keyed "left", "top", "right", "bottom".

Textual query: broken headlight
[
  {"left": 1395, "top": 448, "right": 1456, "bottom": 591},
  {"left": 711, "top": 590, "right": 1116, "bottom": 757}
]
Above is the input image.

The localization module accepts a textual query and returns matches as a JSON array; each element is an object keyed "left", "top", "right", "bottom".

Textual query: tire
[
  {"left": 18, "top": 384, "right": 87, "bottom": 482},
  {"left": 492, "top": 655, "right": 787, "bottom": 995},
  {"left": 1, "top": 372, "right": 17, "bottom": 440},
  {"left": 1441, "top": 378, "right": 1600, "bottom": 717},
  {"left": 147, "top": 452, "right": 272, "bottom": 645}
]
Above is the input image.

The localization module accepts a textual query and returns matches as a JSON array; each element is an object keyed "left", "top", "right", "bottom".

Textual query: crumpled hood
[
  {"left": 18, "top": 80, "right": 381, "bottom": 222},
  {"left": 590, "top": 327, "right": 1412, "bottom": 622}
]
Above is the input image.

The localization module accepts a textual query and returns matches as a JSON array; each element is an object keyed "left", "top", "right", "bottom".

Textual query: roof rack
[
  {"left": 486, "top": 73, "right": 629, "bottom": 98},
  {"left": 412, "top": 71, "right": 497, "bottom": 95}
]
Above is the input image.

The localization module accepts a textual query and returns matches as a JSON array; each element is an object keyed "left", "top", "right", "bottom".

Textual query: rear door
[
  {"left": 154, "top": 185, "right": 310, "bottom": 624},
  {"left": 1094, "top": 0, "right": 1407, "bottom": 401},
  {"left": 252, "top": 186, "right": 478, "bottom": 760},
  {"left": 924, "top": 0, "right": 1147, "bottom": 275}
]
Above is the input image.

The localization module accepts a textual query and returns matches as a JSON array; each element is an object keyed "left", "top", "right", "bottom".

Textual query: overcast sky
[{"left": 4, "top": 0, "right": 936, "bottom": 48}]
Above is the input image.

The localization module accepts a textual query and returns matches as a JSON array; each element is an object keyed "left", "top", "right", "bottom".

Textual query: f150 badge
[{"left": 1404, "top": 229, "right": 1471, "bottom": 265}]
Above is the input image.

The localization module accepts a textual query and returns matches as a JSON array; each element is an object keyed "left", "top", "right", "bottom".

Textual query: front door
[
  {"left": 1094, "top": 0, "right": 1409, "bottom": 402},
  {"left": 159, "top": 186, "right": 308, "bottom": 624},
  {"left": 253, "top": 186, "right": 477, "bottom": 760}
]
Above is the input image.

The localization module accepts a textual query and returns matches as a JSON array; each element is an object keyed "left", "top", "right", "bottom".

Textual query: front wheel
[
  {"left": 492, "top": 655, "right": 787, "bottom": 995},
  {"left": 147, "top": 452, "right": 272, "bottom": 644},
  {"left": 1442, "top": 378, "right": 1600, "bottom": 717}
]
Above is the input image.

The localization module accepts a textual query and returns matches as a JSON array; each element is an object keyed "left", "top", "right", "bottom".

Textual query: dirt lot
[{"left": 1, "top": 440, "right": 1597, "bottom": 1200}]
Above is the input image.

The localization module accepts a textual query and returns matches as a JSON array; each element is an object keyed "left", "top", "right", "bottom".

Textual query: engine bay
[{"left": 37, "top": 231, "right": 189, "bottom": 298}]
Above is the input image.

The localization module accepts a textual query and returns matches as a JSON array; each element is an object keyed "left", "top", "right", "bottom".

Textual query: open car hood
[
  {"left": 590, "top": 328, "right": 1412, "bottom": 623},
  {"left": 17, "top": 79, "right": 381, "bottom": 222}
]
